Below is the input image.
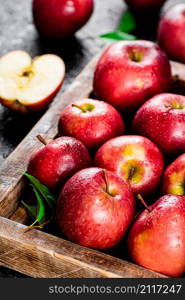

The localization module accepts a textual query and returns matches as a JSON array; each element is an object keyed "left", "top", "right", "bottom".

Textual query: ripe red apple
[
  {"left": 0, "top": 50, "right": 65, "bottom": 113},
  {"left": 93, "top": 40, "right": 171, "bottom": 112},
  {"left": 125, "top": 0, "right": 166, "bottom": 12},
  {"left": 132, "top": 93, "right": 185, "bottom": 156},
  {"left": 56, "top": 167, "right": 135, "bottom": 250},
  {"left": 28, "top": 136, "right": 91, "bottom": 189},
  {"left": 33, "top": 0, "right": 94, "bottom": 39},
  {"left": 158, "top": 4, "right": 185, "bottom": 63},
  {"left": 127, "top": 194, "right": 185, "bottom": 277},
  {"left": 94, "top": 135, "right": 164, "bottom": 196},
  {"left": 58, "top": 98, "right": 125, "bottom": 149},
  {"left": 162, "top": 154, "right": 185, "bottom": 196}
]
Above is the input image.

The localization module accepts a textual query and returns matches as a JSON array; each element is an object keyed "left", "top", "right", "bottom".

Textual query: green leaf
[
  {"left": 21, "top": 201, "right": 37, "bottom": 219},
  {"left": 23, "top": 172, "right": 55, "bottom": 208},
  {"left": 118, "top": 11, "right": 136, "bottom": 33},
  {"left": 22, "top": 186, "right": 45, "bottom": 227},
  {"left": 21, "top": 172, "right": 56, "bottom": 229},
  {"left": 99, "top": 31, "right": 137, "bottom": 43},
  {"left": 31, "top": 185, "right": 45, "bottom": 226}
]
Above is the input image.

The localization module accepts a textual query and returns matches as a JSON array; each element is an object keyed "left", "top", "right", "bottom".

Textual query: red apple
[
  {"left": 58, "top": 98, "right": 125, "bottom": 149},
  {"left": 158, "top": 4, "right": 185, "bottom": 63},
  {"left": 132, "top": 93, "right": 185, "bottom": 156},
  {"left": 0, "top": 50, "right": 65, "bottom": 113},
  {"left": 93, "top": 40, "right": 171, "bottom": 112},
  {"left": 28, "top": 136, "right": 91, "bottom": 189},
  {"left": 125, "top": 0, "right": 166, "bottom": 12},
  {"left": 56, "top": 167, "right": 135, "bottom": 250},
  {"left": 33, "top": 0, "right": 94, "bottom": 39},
  {"left": 127, "top": 194, "right": 185, "bottom": 277},
  {"left": 94, "top": 135, "right": 164, "bottom": 196},
  {"left": 162, "top": 154, "right": 185, "bottom": 196}
]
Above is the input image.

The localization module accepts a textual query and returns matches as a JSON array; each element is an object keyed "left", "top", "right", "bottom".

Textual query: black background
[{"left": 0, "top": 0, "right": 183, "bottom": 278}]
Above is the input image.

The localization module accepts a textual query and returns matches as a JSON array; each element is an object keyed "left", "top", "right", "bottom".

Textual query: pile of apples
[
  {"left": 27, "top": 35, "right": 185, "bottom": 278},
  {"left": 1, "top": 0, "right": 185, "bottom": 278}
]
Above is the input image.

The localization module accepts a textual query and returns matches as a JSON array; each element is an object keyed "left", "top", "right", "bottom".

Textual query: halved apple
[{"left": 0, "top": 50, "right": 65, "bottom": 113}]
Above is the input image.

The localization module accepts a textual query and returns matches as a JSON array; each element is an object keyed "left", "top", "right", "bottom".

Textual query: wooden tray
[{"left": 0, "top": 52, "right": 185, "bottom": 278}]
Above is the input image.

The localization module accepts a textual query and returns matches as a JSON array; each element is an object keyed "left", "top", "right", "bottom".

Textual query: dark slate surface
[{"left": 0, "top": 0, "right": 183, "bottom": 278}]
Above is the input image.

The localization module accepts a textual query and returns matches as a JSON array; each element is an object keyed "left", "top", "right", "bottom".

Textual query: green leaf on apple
[
  {"left": 118, "top": 11, "right": 136, "bottom": 33},
  {"left": 21, "top": 172, "right": 56, "bottom": 229},
  {"left": 99, "top": 31, "right": 137, "bottom": 43}
]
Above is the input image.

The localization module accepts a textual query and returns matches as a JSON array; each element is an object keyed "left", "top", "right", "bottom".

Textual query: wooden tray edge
[{"left": 0, "top": 216, "right": 166, "bottom": 278}]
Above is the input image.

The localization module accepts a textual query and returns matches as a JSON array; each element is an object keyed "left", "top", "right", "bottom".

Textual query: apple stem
[
  {"left": 137, "top": 194, "right": 152, "bottom": 213},
  {"left": 102, "top": 169, "right": 109, "bottom": 195},
  {"left": 36, "top": 135, "right": 48, "bottom": 146},
  {"left": 128, "top": 167, "right": 135, "bottom": 181},
  {"left": 72, "top": 104, "right": 87, "bottom": 113}
]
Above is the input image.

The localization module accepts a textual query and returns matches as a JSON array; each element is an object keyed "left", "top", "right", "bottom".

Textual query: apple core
[{"left": 128, "top": 50, "right": 143, "bottom": 62}]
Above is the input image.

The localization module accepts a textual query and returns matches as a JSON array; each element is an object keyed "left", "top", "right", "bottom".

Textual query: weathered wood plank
[
  {"left": 10, "top": 206, "right": 28, "bottom": 224},
  {"left": 0, "top": 216, "right": 166, "bottom": 278}
]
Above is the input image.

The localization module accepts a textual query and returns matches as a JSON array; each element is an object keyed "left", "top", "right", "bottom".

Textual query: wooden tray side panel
[{"left": 0, "top": 217, "right": 165, "bottom": 278}]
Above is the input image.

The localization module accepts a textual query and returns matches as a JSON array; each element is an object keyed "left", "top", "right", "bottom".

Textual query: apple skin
[
  {"left": 56, "top": 167, "right": 135, "bottom": 250},
  {"left": 58, "top": 98, "right": 125, "bottom": 149},
  {"left": 132, "top": 93, "right": 185, "bottom": 156},
  {"left": 0, "top": 80, "right": 63, "bottom": 113},
  {"left": 27, "top": 136, "right": 92, "bottom": 189},
  {"left": 162, "top": 154, "right": 185, "bottom": 196},
  {"left": 127, "top": 195, "right": 185, "bottom": 277},
  {"left": 158, "top": 4, "right": 185, "bottom": 63},
  {"left": 93, "top": 40, "right": 171, "bottom": 112},
  {"left": 125, "top": 0, "right": 166, "bottom": 12},
  {"left": 33, "top": 0, "right": 94, "bottom": 39},
  {"left": 94, "top": 135, "right": 164, "bottom": 196}
]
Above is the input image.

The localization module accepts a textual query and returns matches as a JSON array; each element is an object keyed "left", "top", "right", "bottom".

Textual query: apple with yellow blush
[
  {"left": 94, "top": 135, "right": 164, "bottom": 196},
  {"left": 127, "top": 194, "right": 185, "bottom": 277},
  {"left": 162, "top": 154, "right": 185, "bottom": 195}
]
